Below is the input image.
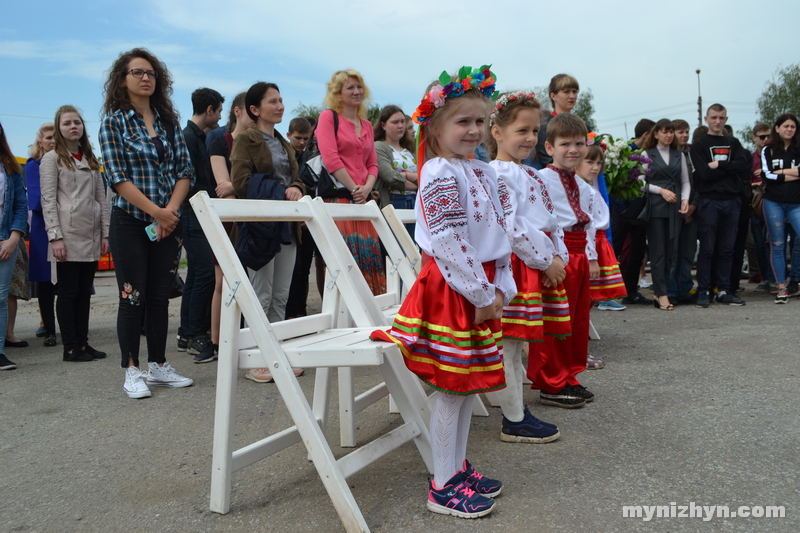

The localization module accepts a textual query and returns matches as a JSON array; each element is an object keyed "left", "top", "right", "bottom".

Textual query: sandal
[
  {"left": 587, "top": 354, "right": 605, "bottom": 369},
  {"left": 245, "top": 368, "right": 273, "bottom": 383},
  {"left": 653, "top": 298, "right": 673, "bottom": 311}
]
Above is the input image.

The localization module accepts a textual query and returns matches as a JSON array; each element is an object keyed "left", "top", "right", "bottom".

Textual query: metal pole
[{"left": 696, "top": 69, "right": 702, "bottom": 127}]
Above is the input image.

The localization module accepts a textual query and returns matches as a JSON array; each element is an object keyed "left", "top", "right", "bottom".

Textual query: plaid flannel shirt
[{"left": 99, "top": 108, "right": 194, "bottom": 222}]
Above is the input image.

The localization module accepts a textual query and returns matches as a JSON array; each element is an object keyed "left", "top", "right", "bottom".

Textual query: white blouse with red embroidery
[
  {"left": 588, "top": 181, "right": 610, "bottom": 231},
  {"left": 539, "top": 167, "right": 598, "bottom": 260},
  {"left": 490, "top": 160, "right": 569, "bottom": 270},
  {"left": 414, "top": 157, "right": 516, "bottom": 309}
]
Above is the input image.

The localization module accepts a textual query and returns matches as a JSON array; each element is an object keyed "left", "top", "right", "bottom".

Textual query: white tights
[
  {"left": 492, "top": 339, "right": 525, "bottom": 422},
  {"left": 430, "top": 391, "right": 474, "bottom": 487}
]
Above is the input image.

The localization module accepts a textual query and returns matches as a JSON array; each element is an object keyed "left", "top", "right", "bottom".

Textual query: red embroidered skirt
[
  {"left": 371, "top": 259, "right": 506, "bottom": 395},
  {"left": 501, "top": 254, "right": 543, "bottom": 343},
  {"left": 590, "top": 233, "right": 626, "bottom": 301}
]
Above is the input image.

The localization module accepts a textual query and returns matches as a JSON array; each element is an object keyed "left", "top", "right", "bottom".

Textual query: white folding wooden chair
[
  {"left": 314, "top": 200, "right": 426, "bottom": 447},
  {"left": 190, "top": 193, "right": 432, "bottom": 533}
]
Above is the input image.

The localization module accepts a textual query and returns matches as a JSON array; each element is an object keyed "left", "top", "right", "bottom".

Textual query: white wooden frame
[
  {"left": 190, "top": 193, "right": 433, "bottom": 533},
  {"left": 315, "top": 201, "right": 424, "bottom": 447}
]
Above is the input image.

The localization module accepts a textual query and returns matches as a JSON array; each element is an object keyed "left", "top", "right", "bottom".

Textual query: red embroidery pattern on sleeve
[
  {"left": 420, "top": 175, "right": 468, "bottom": 236},
  {"left": 523, "top": 166, "right": 554, "bottom": 213}
]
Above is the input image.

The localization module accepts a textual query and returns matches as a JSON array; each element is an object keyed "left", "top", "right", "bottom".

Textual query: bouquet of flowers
[{"left": 599, "top": 135, "right": 652, "bottom": 200}]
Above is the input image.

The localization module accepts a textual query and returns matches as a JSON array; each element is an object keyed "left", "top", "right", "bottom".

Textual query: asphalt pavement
[{"left": 1, "top": 272, "right": 797, "bottom": 532}]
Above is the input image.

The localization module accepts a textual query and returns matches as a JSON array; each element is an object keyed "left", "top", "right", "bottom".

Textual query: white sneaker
[
  {"left": 146, "top": 362, "right": 193, "bottom": 388},
  {"left": 639, "top": 276, "right": 652, "bottom": 289},
  {"left": 124, "top": 367, "right": 152, "bottom": 399}
]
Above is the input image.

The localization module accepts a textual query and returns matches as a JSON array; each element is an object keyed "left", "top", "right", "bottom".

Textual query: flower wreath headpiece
[
  {"left": 412, "top": 65, "right": 499, "bottom": 125},
  {"left": 489, "top": 91, "right": 539, "bottom": 125},
  {"left": 587, "top": 132, "right": 608, "bottom": 151}
]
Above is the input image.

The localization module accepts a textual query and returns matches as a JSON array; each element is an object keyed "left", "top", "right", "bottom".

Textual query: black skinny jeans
[
  {"left": 55, "top": 262, "right": 96, "bottom": 352},
  {"left": 109, "top": 208, "right": 182, "bottom": 368},
  {"left": 36, "top": 281, "right": 56, "bottom": 335}
]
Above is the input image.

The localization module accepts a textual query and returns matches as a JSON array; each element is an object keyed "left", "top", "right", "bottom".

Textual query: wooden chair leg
[
  {"left": 378, "top": 352, "right": 434, "bottom": 474},
  {"left": 310, "top": 367, "right": 333, "bottom": 461},
  {"left": 209, "top": 290, "right": 241, "bottom": 514},
  {"left": 338, "top": 367, "right": 356, "bottom": 448}
]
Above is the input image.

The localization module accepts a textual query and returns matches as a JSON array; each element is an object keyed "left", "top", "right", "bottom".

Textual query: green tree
[
  {"left": 366, "top": 104, "right": 381, "bottom": 124},
  {"left": 573, "top": 88, "right": 597, "bottom": 132},
  {"left": 738, "top": 63, "right": 800, "bottom": 150},
  {"left": 534, "top": 86, "right": 597, "bottom": 132},
  {"left": 291, "top": 102, "right": 382, "bottom": 124},
  {"left": 291, "top": 102, "right": 323, "bottom": 119}
]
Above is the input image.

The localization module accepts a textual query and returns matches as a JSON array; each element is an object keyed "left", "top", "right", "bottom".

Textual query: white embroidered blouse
[
  {"left": 490, "top": 160, "right": 569, "bottom": 270},
  {"left": 414, "top": 157, "right": 516, "bottom": 309},
  {"left": 539, "top": 167, "right": 598, "bottom": 260},
  {"left": 586, "top": 179, "right": 610, "bottom": 231}
]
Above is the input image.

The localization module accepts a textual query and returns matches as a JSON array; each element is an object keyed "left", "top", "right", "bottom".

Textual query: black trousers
[
  {"left": 696, "top": 198, "right": 740, "bottom": 292},
  {"left": 109, "top": 208, "right": 182, "bottom": 368},
  {"left": 285, "top": 226, "right": 317, "bottom": 319},
  {"left": 611, "top": 207, "right": 648, "bottom": 297},
  {"left": 728, "top": 197, "right": 751, "bottom": 291},
  {"left": 36, "top": 281, "right": 56, "bottom": 334},
  {"left": 56, "top": 262, "right": 96, "bottom": 351},
  {"left": 646, "top": 217, "right": 674, "bottom": 297}
]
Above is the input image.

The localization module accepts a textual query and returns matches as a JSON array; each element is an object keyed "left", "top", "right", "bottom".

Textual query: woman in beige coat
[{"left": 40, "top": 105, "right": 110, "bottom": 362}]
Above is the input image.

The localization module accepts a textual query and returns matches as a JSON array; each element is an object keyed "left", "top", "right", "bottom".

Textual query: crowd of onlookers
[{"left": 2, "top": 49, "right": 798, "bottom": 408}]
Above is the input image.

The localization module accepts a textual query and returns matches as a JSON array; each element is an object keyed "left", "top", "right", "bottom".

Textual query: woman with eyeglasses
[
  {"left": 99, "top": 48, "right": 194, "bottom": 398},
  {"left": 0, "top": 122, "right": 30, "bottom": 370}
]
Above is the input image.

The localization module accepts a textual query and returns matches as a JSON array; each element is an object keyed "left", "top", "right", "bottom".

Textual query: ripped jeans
[
  {"left": 109, "top": 207, "right": 182, "bottom": 368},
  {"left": 763, "top": 199, "right": 800, "bottom": 286}
]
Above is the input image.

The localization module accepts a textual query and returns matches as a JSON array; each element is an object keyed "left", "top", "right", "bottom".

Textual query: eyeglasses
[
  {"left": 127, "top": 69, "right": 158, "bottom": 79},
  {"left": 756, "top": 134, "right": 769, "bottom": 141}
]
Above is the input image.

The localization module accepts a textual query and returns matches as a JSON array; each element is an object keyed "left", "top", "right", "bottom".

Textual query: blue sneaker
[
  {"left": 457, "top": 459, "right": 503, "bottom": 497},
  {"left": 501, "top": 408, "right": 560, "bottom": 444},
  {"left": 523, "top": 405, "right": 558, "bottom": 428},
  {"left": 427, "top": 476, "right": 495, "bottom": 518},
  {"left": 597, "top": 300, "right": 626, "bottom": 311}
]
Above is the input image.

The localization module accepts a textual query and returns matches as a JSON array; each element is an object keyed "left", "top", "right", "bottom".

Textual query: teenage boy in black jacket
[{"left": 690, "top": 103, "right": 750, "bottom": 307}]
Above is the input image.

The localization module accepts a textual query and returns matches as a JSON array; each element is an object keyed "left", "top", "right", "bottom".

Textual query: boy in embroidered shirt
[{"left": 528, "top": 113, "right": 599, "bottom": 408}]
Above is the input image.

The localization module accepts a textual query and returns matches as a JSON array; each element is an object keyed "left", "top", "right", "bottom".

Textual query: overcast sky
[{"left": 1, "top": 0, "right": 795, "bottom": 158}]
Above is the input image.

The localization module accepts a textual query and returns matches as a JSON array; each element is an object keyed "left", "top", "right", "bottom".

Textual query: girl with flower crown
[
  {"left": 485, "top": 91, "right": 565, "bottom": 444},
  {"left": 372, "top": 65, "right": 515, "bottom": 519}
]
